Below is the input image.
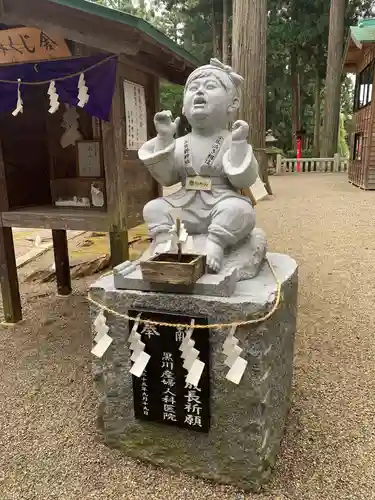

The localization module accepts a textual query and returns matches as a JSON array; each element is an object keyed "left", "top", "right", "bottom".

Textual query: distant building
[{"left": 343, "top": 18, "right": 375, "bottom": 189}]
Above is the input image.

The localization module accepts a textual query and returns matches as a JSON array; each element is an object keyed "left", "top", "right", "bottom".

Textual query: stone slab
[{"left": 89, "top": 252, "right": 298, "bottom": 492}]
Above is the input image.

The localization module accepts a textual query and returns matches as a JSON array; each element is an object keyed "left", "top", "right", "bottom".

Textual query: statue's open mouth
[{"left": 193, "top": 96, "right": 206, "bottom": 106}]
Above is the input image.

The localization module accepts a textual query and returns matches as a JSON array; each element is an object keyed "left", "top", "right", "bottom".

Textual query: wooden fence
[{"left": 275, "top": 153, "right": 349, "bottom": 174}]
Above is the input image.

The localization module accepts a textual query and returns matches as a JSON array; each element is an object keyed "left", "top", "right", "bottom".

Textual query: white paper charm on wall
[
  {"left": 60, "top": 104, "right": 83, "bottom": 149},
  {"left": 91, "top": 184, "right": 104, "bottom": 207},
  {"left": 77, "top": 72, "right": 89, "bottom": 108},
  {"left": 47, "top": 80, "right": 60, "bottom": 114},
  {"left": 12, "top": 79, "right": 23, "bottom": 117}
]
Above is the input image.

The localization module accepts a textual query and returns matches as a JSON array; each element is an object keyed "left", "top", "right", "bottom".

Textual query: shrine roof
[
  {"left": 343, "top": 19, "right": 375, "bottom": 73},
  {"left": 0, "top": 0, "right": 199, "bottom": 84},
  {"left": 51, "top": 0, "right": 199, "bottom": 65}
]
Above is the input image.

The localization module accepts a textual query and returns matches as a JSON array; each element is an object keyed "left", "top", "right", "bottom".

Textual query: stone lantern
[{"left": 265, "top": 129, "right": 281, "bottom": 175}]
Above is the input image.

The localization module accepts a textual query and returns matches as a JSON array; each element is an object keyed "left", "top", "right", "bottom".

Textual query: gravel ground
[{"left": 1, "top": 173, "right": 375, "bottom": 500}]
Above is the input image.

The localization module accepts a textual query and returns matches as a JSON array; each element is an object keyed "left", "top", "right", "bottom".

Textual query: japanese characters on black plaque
[
  {"left": 123, "top": 80, "right": 147, "bottom": 150},
  {"left": 129, "top": 310, "right": 210, "bottom": 433}
]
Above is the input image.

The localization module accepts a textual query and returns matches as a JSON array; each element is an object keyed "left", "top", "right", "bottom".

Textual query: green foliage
[
  {"left": 93, "top": 0, "right": 374, "bottom": 154},
  {"left": 159, "top": 81, "right": 184, "bottom": 116},
  {"left": 338, "top": 113, "right": 350, "bottom": 158},
  {"left": 92, "top": 0, "right": 136, "bottom": 13},
  {"left": 287, "top": 149, "right": 315, "bottom": 158}
]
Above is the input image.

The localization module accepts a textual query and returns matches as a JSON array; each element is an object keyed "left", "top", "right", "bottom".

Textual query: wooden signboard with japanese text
[
  {"left": 123, "top": 80, "right": 147, "bottom": 150},
  {"left": 76, "top": 140, "right": 103, "bottom": 178},
  {"left": 0, "top": 27, "right": 71, "bottom": 64},
  {"left": 129, "top": 310, "right": 210, "bottom": 433}
]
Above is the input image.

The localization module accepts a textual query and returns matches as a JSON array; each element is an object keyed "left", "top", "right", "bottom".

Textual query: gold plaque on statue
[{"left": 186, "top": 176, "right": 212, "bottom": 191}]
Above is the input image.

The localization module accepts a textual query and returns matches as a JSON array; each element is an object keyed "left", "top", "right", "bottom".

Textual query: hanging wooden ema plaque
[
  {"left": 129, "top": 310, "right": 211, "bottom": 433},
  {"left": 0, "top": 27, "right": 71, "bottom": 64}
]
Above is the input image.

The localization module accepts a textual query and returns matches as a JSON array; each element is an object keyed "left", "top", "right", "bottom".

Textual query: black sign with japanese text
[{"left": 129, "top": 309, "right": 210, "bottom": 433}]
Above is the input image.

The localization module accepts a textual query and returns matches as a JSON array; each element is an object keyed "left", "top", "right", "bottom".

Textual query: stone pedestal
[{"left": 89, "top": 253, "right": 298, "bottom": 492}]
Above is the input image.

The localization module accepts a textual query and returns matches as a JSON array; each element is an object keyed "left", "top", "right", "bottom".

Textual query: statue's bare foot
[{"left": 206, "top": 239, "right": 224, "bottom": 274}]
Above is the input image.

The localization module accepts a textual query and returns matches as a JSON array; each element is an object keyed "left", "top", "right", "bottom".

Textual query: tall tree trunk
[
  {"left": 290, "top": 47, "right": 300, "bottom": 151},
  {"left": 212, "top": 0, "right": 222, "bottom": 60},
  {"left": 222, "top": 0, "right": 229, "bottom": 64},
  {"left": 313, "top": 68, "right": 321, "bottom": 157},
  {"left": 232, "top": 0, "right": 272, "bottom": 194},
  {"left": 321, "top": 0, "right": 346, "bottom": 157}
]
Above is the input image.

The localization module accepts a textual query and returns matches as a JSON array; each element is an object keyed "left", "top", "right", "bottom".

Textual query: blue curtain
[{"left": 0, "top": 53, "right": 117, "bottom": 121}]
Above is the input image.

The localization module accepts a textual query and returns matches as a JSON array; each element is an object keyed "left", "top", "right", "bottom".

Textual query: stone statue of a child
[{"left": 138, "top": 59, "right": 259, "bottom": 273}]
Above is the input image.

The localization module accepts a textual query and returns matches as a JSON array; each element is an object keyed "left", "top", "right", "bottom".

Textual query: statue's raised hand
[
  {"left": 154, "top": 110, "right": 180, "bottom": 143},
  {"left": 231, "top": 120, "right": 249, "bottom": 142}
]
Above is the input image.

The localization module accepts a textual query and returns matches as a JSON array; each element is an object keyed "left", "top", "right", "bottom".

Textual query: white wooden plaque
[
  {"left": 123, "top": 80, "right": 147, "bottom": 150},
  {"left": 77, "top": 140, "right": 102, "bottom": 177}
]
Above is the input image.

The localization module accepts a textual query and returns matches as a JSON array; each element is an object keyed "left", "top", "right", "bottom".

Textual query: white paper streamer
[
  {"left": 92, "top": 310, "right": 113, "bottom": 358},
  {"left": 128, "top": 314, "right": 150, "bottom": 378},
  {"left": 130, "top": 351, "right": 150, "bottom": 378},
  {"left": 176, "top": 318, "right": 205, "bottom": 387},
  {"left": 94, "top": 322, "right": 109, "bottom": 343},
  {"left": 77, "top": 72, "right": 89, "bottom": 108},
  {"left": 94, "top": 310, "right": 109, "bottom": 342},
  {"left": 91, "top": 184, "right": 104, "bottom": 207},
  {"left": 224, "top": 345, "right": 243, "bottom": 368},
  {"left": 186, "top": 359, "right": 205, "bottom": 388},
  {"left": 226, "top": 357, "right": 248, "bottom": 385},
  {"left": 223, "top": 325, "right": 248, "bottom": 384},
  {"left": 179, "top": 319, "right": 195, "bottom": 351},
  {"left": 128, "top": 313, "right": 141, "bottom": 343},
  {"left": 183, "top": 347, "right": 199, "bottom": 371},
  {"left": 130, "top": 338, "right": 145, "bottom": 353},
  {"left": 166, "top": 220, "right": 189, "bottom": 253},
  {"left": 91, "top": 333, "right": 113, "bottom": 358},
  {"left": 12, "top": 79, "right": 23, "bottom": 116},
  {"left": 94, "top": 310, "right": 106, "bottom": 330},
  {"left": 47, "top": 80, "right": 60, "bottom": 114},
  {"left": 181, "top": 339, "right": 195, "bottom": 360}
]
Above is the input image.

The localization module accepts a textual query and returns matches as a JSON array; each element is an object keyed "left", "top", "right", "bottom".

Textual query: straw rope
[{"left": 0, "top": 54, "right": 117, "bottom": 85}]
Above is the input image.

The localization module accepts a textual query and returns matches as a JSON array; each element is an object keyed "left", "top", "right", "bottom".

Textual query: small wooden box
[{"left": 140, "top": 253, "right": 206, "bottom": 285}]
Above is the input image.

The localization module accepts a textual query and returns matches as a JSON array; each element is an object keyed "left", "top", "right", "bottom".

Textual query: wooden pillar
[
  {"left": 102, "top": 61, "right": 129, "bottom": 267},
  {"left": 147, "top": 74, "right": 162, "bottom": 199},
  {"left": 0, "top": 135, "right": 21, "bottom": 323},
  {"left": 0, "top": 226, "right": 22, "bottom": 323},
  {"left": 52, "top": 229, "right": 71, "bottom": 296}
]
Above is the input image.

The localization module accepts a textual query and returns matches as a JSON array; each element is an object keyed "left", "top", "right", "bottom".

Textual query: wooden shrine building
[
  {"left": 0, "top": 0, "right": 198, "bottom": 323},
  {"left": 343, "top": 18, "right": 375, "bottom": 189}
]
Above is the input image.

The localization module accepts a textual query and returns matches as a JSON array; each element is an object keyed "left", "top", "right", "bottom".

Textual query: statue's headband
[{"left": 186, "top": 58, "right": 244, "bottom": 89}]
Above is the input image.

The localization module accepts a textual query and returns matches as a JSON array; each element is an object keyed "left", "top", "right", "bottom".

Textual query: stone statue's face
[{"left": 183, "top": 73, "right": 235, "bottom": 128}]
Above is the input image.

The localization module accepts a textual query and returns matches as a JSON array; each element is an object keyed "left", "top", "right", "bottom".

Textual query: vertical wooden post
[
  {"left": 232, "top": 0, "right": 272, "bottom": 194},
  {"left": 102, "top": 61, "right": 129, "bottom": 267},
  {"left": 0, "top": 226, "right": 22, "bottom": 323},
  {"left": 0, "top": 134, "right": 21, "bottom": 323},
  {"left": 52, "top": 229, "right": 71, "bottom": 296},
  {"left": 147, "top": 74, "right": 161, "bottom": 199}
]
